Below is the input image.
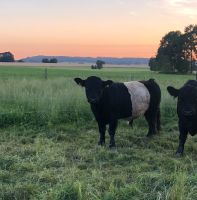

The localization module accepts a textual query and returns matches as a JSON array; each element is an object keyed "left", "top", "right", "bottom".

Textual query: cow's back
[
  {"left": 185, "top": 80, "right": 197, "bottom": 88},
  {"left": 124, "top": 81, "right": 150, "bottom": 118}
]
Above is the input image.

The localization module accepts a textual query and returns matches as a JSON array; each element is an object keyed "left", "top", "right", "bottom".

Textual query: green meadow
[{"left": 0, "top": 65, "right": 197, "bottom": 200}]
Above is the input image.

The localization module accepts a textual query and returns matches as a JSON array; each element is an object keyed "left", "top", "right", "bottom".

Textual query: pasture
[{"left": 0, "top": 65, "right": 197, "bottom": 200}]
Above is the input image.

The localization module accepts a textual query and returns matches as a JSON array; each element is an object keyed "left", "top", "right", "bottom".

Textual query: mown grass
[{"left": 0, "top": 66, "right": 197, "bottom": 199}]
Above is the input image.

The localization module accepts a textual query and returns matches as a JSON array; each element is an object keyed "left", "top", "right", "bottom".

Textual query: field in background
[
  {"left": 0, "top": 65, "right": 197, "bottom": 200},
  {"left": 0, "top": 62, "right": 148, "bottom": 69}
]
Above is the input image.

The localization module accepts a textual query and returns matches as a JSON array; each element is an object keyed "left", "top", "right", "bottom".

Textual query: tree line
[
  {"left": 149, "top": 24, "right": 197, "bottom": 73},
  {"left": 91, "top": 60, "right": 105, "bottom": 69},
  {"left": 42, "top": 58, "right": 58, "bottom": 63},
  {"left": 0, "top": 52, "right": 15, "bottom": 62}
]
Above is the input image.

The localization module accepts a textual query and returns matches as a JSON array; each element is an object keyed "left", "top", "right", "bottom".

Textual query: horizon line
[{"left": 20, "top": 54, "right": 151, "bottom": 60}]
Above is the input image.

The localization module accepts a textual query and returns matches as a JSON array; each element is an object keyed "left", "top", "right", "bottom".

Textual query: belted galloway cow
[{"left": 75, "top": 76, "right": 161, "bottom": 147}]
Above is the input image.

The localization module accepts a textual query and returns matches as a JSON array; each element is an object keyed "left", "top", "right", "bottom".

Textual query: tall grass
[
  {"left": 0, "top": 78, "right": 92, "bottom": 127},
  {"left": 0, "top": 67, "right": 193, "bottom": 127}
]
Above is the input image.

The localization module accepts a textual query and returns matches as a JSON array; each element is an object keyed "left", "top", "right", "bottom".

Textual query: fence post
[{"left": 44, "top": 68, "right": 48, "bottom": 80}]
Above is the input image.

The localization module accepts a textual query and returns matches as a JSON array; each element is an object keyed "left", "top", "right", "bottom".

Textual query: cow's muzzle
[
  {"left": 183, "top": 110, "right": 194, "bottom": 117},
  {"left": 88, "top": 98, "right": 98, "bottom": 104}
]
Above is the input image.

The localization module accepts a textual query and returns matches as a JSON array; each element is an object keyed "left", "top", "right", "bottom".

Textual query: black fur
[
  {"left": 75, "top": 76, "right": 161, "bottom": 147},
  {"left": 167, "top": 80, "right": 197, "bottom": 156}
]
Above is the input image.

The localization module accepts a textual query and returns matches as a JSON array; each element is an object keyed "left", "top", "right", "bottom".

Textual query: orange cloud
[{"left": 1, "top": 43, "right": 158, "bottom": 59}]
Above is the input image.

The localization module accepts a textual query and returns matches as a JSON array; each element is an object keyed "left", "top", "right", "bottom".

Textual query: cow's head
[
  {"left": 167, "top": 85, "right": 197, "bottom": 118},
  {"left": 74, "top": 76, "right": 113, "bottom": 104}
]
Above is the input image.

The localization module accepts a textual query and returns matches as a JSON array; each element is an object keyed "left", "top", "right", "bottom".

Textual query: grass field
[{"left": 0, "top": 65, "right": 197, "bottom": 200}]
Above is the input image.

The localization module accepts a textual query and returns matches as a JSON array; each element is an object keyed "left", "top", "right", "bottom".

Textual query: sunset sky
[{"left": 1, "top": 0, "right": 197, "bottom": 59}]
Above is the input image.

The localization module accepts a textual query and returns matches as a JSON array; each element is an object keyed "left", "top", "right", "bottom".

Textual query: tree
[
  {"left": 176, "top": 58, "right": 190, "bottom": 73},
  {"left": 182, "top": 24, "right": 197, "bottom": 73},
  {"left": 17, "top": 59, "right": 24, "bottom": 62},
  {"left": 156, "top": 31, "right": 183, "bottom": 72},
  {"left": 50, "top": 58, "right": 58, "bottom": 63},
  {"left": 153, "top": 28, "right": 193, "bottom": 73},
  {"left": 96, "top": 60, "right": 105, "bottom": 69},
  {"left": 148, "top": 57, "right": 158, "bottom": 71},
  {"left": 91, "top": 60, "right": 105, "bottom": 69},
  {"left": 42, "top": 58, "right": 58, "bottom": 63},
  {"left": 91, "top": 65, "right": 97, "bottom": 69},
  {"left": 156, "top": 54, "right": 172, "bottom": 72},
  {"left": 42, "top": 58, "right": 50, "bottom": 63},
  {"left": 0, "top": 52, "right": 15, "bottom": 62}
]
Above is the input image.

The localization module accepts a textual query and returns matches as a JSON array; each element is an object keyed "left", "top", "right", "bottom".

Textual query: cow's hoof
[
  {"left": 146, "top": 133, "right": 154, "bottom": 137},
  {"left": 157, "top": 127, "right": 162, "bottom": 131},
  {"left": 98, "top": 141, "right": 105, "bottom": 146},
  {"left": 109, "top": 143, "right": 116, "bottom": 148},
  {"left": 175, "top": 152, "right": 183, "bottom": 158},
  {"left": 147, "top": 131, "right": 157, "bottom": 137},
  {"left": 128, "top": 120, "right": 133, "bottom": 127}
]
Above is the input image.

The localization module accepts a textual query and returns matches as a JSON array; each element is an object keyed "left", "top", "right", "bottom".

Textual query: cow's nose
[
  {"left": 183, "top": 110, "right": 193, "bottom": 116},
  {"left": 88, "top": 98, "right": 97, "bottom": 104}
]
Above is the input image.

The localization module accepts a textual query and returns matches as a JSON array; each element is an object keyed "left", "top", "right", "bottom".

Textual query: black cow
[
  {"left": 75, "top": 76, "right": 161, "bottom": 147},
  {"left": 167, "top": 80, "right": 197, "bottom": 156}
]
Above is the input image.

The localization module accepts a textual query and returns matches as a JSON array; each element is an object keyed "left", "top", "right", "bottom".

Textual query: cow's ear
[
  {"left": 167, "top": 86, "right": 179, "bottom": 98},
  {"left": 74, "top": 78, "right": 85, "bottom": 87},
  {"left": 103, "top": 80, "right": 113, "bottom": 87}
]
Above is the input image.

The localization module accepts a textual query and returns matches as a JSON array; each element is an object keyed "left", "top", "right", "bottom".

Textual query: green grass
[{"left": 0, "top": 66, "right": 197, "bottom": 199}]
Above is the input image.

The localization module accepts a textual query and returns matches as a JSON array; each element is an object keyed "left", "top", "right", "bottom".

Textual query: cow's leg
[
  {"left": 108, "top": 118, "right": 118, "bottom": 148},
  {"left": 143, "top": 80, "right": 161, "bottom": 137},
  {"left": 176, "top": 122, "right": 188, "bottom": 156},
  {"left": 145, "top": 110, "right": 157, "bottom": 137},
  {"left": 98, "top": 122, "right": 106, "bottom": 146},
  {"left": 129, "top": 119, "right": 133, "bottom": 127}
]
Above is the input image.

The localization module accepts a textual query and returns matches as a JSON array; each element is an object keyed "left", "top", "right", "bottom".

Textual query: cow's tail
[{"left": 157, "top": 108, "right": 161, "bottom": 132}]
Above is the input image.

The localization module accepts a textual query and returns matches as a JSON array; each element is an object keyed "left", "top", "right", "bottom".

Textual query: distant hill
[{"left": 22, "top": 56, "right": 149, "bottom": 65}]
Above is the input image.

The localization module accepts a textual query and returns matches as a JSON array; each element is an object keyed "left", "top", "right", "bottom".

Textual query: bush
[{"left": 149, "top": 57, "right": 158, "bottom": 71}]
